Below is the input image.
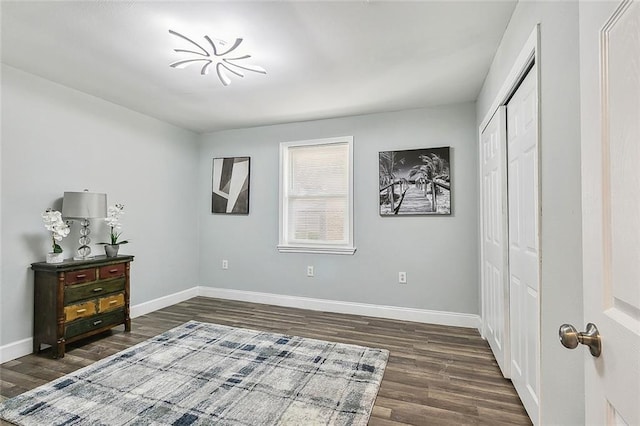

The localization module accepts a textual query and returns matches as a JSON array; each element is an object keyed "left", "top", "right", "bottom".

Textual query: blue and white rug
[{"left": 0, "top": 321, "right": 389, "bottom": 425}]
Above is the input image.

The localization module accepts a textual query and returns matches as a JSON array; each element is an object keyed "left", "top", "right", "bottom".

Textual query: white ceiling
[{"left": 1, "top": 1, "right": 516, "bottom": 134}]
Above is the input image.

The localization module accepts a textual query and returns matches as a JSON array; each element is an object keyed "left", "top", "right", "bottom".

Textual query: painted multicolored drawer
[
  {"left": 65, "top": 309, "right": 125, "bottom": 340},
  {"left": 64, "top": 301, "right": 97, "bottom": 322},
  {"left": 64, "top": 278, "right": 125, "bottom": 305},
  {"left": 98, "top": 293, "right": 125, "bottom": 312}
]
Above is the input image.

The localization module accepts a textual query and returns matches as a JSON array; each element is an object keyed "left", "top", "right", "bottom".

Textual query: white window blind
[{"left": 278, "top": 137, "right": 355, "bottom": 254}]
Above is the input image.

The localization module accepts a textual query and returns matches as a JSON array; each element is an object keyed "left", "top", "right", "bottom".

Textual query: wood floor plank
[
  {"left": 368, "top": 417, "right": 413, "bottom": 426},
  {"left": 0, "top": 297, "right": 531, "bottom": 425}
]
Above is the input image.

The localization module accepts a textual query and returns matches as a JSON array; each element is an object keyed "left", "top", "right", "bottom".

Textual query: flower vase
[
  {"left": 105, "top": 244, "right": 120, "bottom": 258},
  {"left": 46, "top": 252, "right": 64, "bottom": 264}
]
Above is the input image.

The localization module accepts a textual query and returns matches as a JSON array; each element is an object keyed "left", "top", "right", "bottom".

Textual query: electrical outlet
[
  {"left": 399, "top": 272, "right": 407, "bottom": 284},
  {"left": 222, "top": 259, "right": 228, "bottom": 270},
  {"left": 307, "top": 266, "right": 314, "bottom": 277}
]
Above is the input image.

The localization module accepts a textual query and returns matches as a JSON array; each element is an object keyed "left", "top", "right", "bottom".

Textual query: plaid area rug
[{"left": 0, "top": 321, "right": 389, "bottom": 425}]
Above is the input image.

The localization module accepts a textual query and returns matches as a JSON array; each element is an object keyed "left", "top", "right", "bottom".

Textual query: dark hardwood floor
[{"left": 1, "top": 297, "right": 531, "bottom": 425}]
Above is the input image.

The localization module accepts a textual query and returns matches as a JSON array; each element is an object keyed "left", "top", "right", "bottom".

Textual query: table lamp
[{"left": 62, "top": 190, "right": 107, "bottom": 260}]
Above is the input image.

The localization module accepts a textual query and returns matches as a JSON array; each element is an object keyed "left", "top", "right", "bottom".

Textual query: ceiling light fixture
[{"left": 169, "top": 29, "right": 266, "bottom": 87}]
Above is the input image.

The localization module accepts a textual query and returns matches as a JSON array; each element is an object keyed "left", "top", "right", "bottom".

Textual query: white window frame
[{"left": 278, "top": 136, "right": 355, "bottom": 255}]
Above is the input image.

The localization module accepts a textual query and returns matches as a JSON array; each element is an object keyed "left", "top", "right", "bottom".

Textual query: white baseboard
[
  {"left": 198, "top": 287, "right": 482, "bottom": 330},
  {"left": 130, "top": 287, "right": 199, "bottom": 319},
  {"left": 1, "top": 285, "right": 480, "bottom": 364},
  {"left": 0, "top": 338, "right": 33, "bottom": 364}
]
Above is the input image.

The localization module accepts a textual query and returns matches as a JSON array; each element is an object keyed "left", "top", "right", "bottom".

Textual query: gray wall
[
  {"left": 0, "top": 65, "right": 200, "bottom": 347},
  {"left": 198, "top": 103, "right": 480, "bottom": 314},
  {"left": 476, "top": 2, "right": 584, "bottom": 424},
  {"left": 0, "top": 68, "right": 481, "bottom": 350}
]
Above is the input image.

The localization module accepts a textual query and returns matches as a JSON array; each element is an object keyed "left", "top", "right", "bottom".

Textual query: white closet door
[
  {"left": 480, "top": 106, "right": 510, "bottom": 377},
  {"left": 507, "top": 68, "right": 540, "bottom": 424},
  {"left": 580, "top": 1, "right": 640, "bottom": 424}
]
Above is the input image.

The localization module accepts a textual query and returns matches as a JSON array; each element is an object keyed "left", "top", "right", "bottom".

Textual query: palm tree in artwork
[
  {"left": 408, "top": 153, "right": 446, "bottom": 212},
  {"left": 379, "top": 151, "right": 404, "bottom": 211},
  {"left": 409, "top": 163, "right": 434, "bottom": 210},
  {"left": 430, "top": 153, "right": 445, "bottom": 179}
]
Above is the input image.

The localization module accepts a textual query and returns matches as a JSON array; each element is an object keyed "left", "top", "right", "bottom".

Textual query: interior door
[
  {"left": 506, "top": 67, "right": 539, "bottom": 424},
  {"left": 579, "top": 0, "right": 640, "bottom": 424},
  {"left": 480, "top": 107, "right": 510, "bottom": 377}
]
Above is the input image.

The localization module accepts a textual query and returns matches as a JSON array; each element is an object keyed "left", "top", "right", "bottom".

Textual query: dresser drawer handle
[
  {"left": 93, "top": 320, "right": 103, "bottom": 326},
  {"left": 76, "top": 274, "right": 87, "bottom": 279},
  {"left": 109, "top": 269, "right": 119, "bottom": 273},
  {"left": 76, "top": 309, "right": 87, "bottom": 314},
  {"left": 109, "top": 300, "right": 118, "bottom": 305},
  {"left": 92, "top": 287, "right": 103, "bottom": 292}
]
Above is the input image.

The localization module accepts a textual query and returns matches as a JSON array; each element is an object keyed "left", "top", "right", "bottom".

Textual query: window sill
[{"left": 277, "top": 245, "right": 356, "bottom": 255}]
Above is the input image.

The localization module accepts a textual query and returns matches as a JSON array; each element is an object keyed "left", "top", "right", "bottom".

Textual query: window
[{"left": 278, "top": 136, "right": 355, "bottom": 254}]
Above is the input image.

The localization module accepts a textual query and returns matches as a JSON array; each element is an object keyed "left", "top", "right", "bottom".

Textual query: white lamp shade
[{"left": 62, "top": 191, "right": 107, "bottom": 219}]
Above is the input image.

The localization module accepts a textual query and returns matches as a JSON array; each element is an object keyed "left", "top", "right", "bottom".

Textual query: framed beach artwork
[
  {"left": 379, "top": 147, "right": 451, "bottom": 215},
  {"left": 212, "top": 157, "right": 250, "bottom": 214}
]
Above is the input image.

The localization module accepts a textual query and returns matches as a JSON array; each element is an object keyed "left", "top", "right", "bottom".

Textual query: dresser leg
[
  {"left": 54, "top": 339, "right": 66, "bottom": 359},
  {"left": 125, "top": 318, "right": 131, "bottom": 332},
  {"left": 33, "top": 339, "right": 40, "bottom": 354}
]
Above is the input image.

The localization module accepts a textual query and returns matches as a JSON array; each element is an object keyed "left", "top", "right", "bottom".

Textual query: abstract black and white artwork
[
  {"left": 379, "top": 147, "right": 451, "bottom": 215},
  {"left": 212, "top": 157, "right": 250, "bottom": 214}
]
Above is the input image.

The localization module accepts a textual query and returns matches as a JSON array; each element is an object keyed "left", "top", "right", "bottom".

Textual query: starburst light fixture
[{"left": 169, "top": 29, "right": 266, "bottom": 86}]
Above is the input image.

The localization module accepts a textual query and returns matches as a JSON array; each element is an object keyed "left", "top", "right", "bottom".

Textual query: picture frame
[
  {"left": 379, "top": 147, "right": 451, "bottom": 215},
  {"left": 212, "top": 156, "right": 250, "bottom": 214}
]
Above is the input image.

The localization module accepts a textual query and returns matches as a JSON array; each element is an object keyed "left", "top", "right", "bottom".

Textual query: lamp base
[
  {"left": 76, "top": 239, "right": 92, "bottom": 260},
  {"left": 73, "top": 255, "right": 95, "bottom": 261}
]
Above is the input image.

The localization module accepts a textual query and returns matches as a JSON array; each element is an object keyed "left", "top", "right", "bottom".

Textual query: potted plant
[
  {"left": 100, "top": 203, "right": 128, "bottom": 257},
  {"left": 42, "top": 208, "right": 70, "bottom": 263}
]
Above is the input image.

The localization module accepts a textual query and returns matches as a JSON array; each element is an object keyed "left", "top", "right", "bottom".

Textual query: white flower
[
  {"left": 52, "top": 223, "right": 70, "bottom": 240},
  {"left": 42, "top": 208, "right": 70, "bottom": 252},
  {"left": 105, "top": 204, "right": 125, "bottom": 228},
  {"left": 103, "top": 203, "right": 128, "bottom": 245},
  {"left": 42, "top": 210, "right": 64, "bottom": 231}
]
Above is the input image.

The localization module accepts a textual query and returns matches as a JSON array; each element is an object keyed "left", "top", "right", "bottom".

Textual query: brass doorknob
[{"left": 559, "top": 323, "right": 601, "bottom": 357}]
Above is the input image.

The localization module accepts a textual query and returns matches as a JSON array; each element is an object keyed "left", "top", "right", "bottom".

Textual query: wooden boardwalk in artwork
[
  {"left": 394, "top": 186, "right": 450, "bottom": 215},
  {"left": 397, "top": 187, "right": 433, "bottom": 214},
  {"left": 380, "top": 182, "right": 450, "bottom": 215}
]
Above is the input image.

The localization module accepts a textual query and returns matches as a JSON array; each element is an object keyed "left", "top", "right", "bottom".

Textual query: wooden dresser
[{"left": 31, "top": 255, "right": 133, "bottom": 358}]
